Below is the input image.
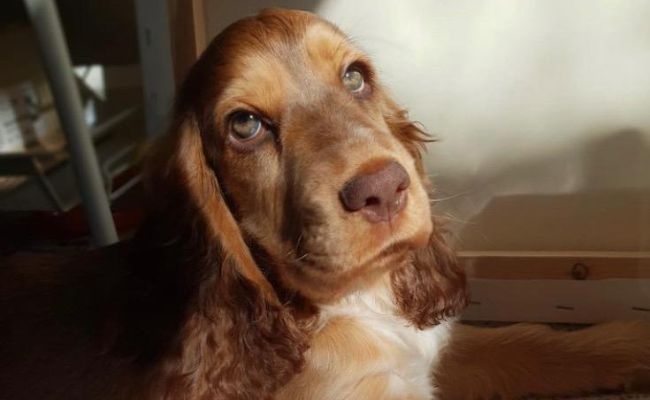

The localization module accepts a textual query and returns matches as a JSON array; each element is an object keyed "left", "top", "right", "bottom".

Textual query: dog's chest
[{"left": 314, "top": 288, "right": 452, "bottom": 398}]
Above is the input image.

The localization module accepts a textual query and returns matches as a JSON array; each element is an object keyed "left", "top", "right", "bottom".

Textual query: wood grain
[{"left": 460, "top": 251, "right": 650, "bottom": 280}]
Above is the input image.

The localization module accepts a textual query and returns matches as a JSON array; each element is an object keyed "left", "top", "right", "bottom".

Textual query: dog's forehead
[
  {"left": 214, "top": 18, "right": 365, "bottom": 120},
  {"left": 302, "top": 22, "right": 361, "bottom": 71}
]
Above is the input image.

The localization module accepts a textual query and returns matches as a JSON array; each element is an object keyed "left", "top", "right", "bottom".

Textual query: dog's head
[{"left": 136, "top": 8, "right": 466, "bottom": 398}]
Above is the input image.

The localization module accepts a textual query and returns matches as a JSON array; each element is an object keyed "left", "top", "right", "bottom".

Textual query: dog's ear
[
  {"left": 390, "top": 219, "right": 468, "bottom": 328},
  {"left": 147, "top": 115, "right": 276, "bottom": 298},
  {"left": 382, "top": 96, "right": 469, "bottom": 328},
  {"left": 127, "top": 114, "right": 308, "bottom": 399}
]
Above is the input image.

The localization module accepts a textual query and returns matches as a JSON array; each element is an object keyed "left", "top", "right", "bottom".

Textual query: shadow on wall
[{"left": 445, "top": 128, "right": 650, "bottom": 252}]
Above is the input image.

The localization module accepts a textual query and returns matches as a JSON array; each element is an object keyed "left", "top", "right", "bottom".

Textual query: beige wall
[{"left": 203, "top": 0, "right": 650, "bottom": 252}]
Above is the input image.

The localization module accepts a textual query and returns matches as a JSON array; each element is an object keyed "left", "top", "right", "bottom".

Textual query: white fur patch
[{"left": 319, "top": 282, "right": 452, "bottom": 399}]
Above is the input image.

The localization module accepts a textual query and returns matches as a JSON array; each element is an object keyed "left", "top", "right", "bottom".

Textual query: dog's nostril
[
  {"left": 365, "top": 197, "right": 381, "bottom": 207},
  {"left": 339, "top": 160, "right": 410, "bottom": 223}
]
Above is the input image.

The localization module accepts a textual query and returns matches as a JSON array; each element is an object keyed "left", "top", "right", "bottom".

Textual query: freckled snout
[{"left": 339, "top": 160, "right": 410, "bottom": 223}]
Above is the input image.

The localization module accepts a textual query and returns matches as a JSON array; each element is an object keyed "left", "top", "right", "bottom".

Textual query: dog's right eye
[
  {"left": 342, "top": 67, "right": 364, "bottom": 93},
  {"left": 231, "top": 112, "right": 263, "bottom": 140}
]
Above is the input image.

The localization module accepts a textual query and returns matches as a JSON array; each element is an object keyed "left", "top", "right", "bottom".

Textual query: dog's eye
[
  {"left": 342, "top": 67, "right": 364, "bottom": 93},
  {"left": 231, "top": 112, "right": 263, "bottom": 140}
]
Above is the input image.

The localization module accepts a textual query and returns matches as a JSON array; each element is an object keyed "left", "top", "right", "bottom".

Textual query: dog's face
[
  {"left": 185, "top": 10, "right": 433, "bottom": 301},
  {"left": 169, "top": 10, "right": 434, "bottom": 302}
]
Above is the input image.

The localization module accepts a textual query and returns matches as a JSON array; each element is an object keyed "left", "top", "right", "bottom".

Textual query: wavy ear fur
[
  {"left": 391, "top": 219, "right": 468, "bottom": 328},
  {"left": 384, "top": 98, "right": 469, "bottom": 328},
  {"left": 119, "top": 115, "right": 308, "bottom": 399}
]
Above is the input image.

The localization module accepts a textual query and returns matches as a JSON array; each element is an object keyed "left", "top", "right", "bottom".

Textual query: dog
[{"left": 1, "top": 8, "right": 649, "bottom": 400}]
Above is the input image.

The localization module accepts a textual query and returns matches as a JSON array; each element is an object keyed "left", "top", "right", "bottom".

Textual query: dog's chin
[
  {"left": 286, "top": 252, "right": 409, "bottom": 303},
  {"left": 284, "top": 226, "right": 430, "bottom": 303},
  {"left": 278, "top": 199, "right": 433, "bottom": 302}
]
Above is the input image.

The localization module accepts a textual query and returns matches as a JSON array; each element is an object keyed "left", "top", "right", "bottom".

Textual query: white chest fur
[{"left": 318, "top": 284, "right": 452, "bottom": 399}]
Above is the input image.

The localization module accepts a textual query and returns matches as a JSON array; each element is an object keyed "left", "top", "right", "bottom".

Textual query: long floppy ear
[
  {"left": 391, "top": 218, "right": 468, "bottom": 328},
  {"left": 148, "top": 115, "right": 276, "bottom": 299},
  {"left": 124, "top": 114, "right": 308, "bottom": 398},
  {"left": 383, "top": 97, "right": 469, "bottom": 328}
]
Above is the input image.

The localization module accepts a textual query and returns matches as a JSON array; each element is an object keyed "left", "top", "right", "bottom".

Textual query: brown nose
[{"left": 339, "top": 161, "right": 410, "bottom": 223}]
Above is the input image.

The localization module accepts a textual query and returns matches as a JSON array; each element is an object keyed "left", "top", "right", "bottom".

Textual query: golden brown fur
[
  {"left": 436, "top": 322, "right": 650, "bottom": 399},
  {"left": 1, "top": 8, "right": 649, "bottom": 400}
]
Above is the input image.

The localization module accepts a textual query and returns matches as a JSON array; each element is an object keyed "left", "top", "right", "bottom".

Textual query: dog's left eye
[
  {"left": 342, "top": 67, "right": 364, "bottom": 93},
  {"left": 231, "top": 112, "right": 264, "bottom": 140}
]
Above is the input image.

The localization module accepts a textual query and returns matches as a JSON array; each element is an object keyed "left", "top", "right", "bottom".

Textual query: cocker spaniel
[{"left": 1, "top": 8, "right": 649, "bottom": 400}]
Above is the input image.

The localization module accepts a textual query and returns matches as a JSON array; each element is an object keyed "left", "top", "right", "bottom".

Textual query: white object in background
[
  {"left": 0, "top": 81, "right": 64, "bottom": 153},
  {"left": 33, "top": 109, "right": 64, "bottom": 151},
  {"left": 73, "top": 64, "right": 106, "bottom": 101},
  {"left": 0, "top": 93, "right": 25, "bottom": 153}
]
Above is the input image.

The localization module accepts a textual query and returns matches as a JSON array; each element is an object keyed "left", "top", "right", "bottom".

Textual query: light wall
[{"left": 204, "top": 1, "right": 650, "bottom": 252}]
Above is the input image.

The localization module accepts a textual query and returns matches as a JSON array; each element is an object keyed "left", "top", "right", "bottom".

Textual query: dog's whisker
[
  {"left": 435, "top": 212, "right": 474, "bottom": 227},
  {"left": 429, "top": 194, "right": 464, "bottom": 203}
]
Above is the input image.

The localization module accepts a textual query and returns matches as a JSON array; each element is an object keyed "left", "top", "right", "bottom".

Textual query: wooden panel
[
  {"left": 460, "top": 251, "right": 650, "bottom": 280},
  {"left": 463, "top": 279, "right": 650, "bottom": 323},
  {"left": 168, "top": 0, "right": 207, "bottom": 86}
]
